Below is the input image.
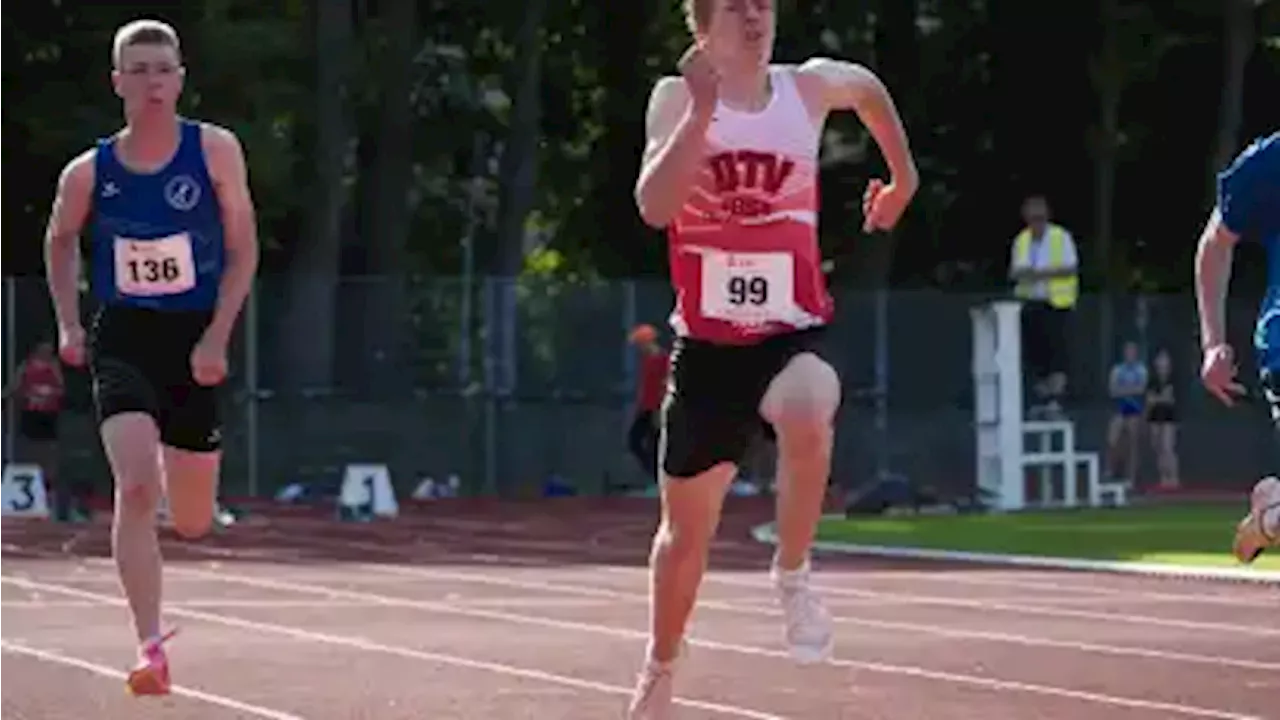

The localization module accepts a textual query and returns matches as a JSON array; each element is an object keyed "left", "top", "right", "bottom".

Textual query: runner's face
[
  {"left": 704, "top": 0, "right": 775, "bottom": 68},
  {"left": 113, "top": 43, "right": 184, "bottom": 118}
]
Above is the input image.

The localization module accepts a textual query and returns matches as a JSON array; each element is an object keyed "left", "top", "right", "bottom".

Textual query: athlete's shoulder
[
  {"left": 194, "top": 121, "right": 244, "bottom": 156},
  {"left": 1221, "top": 131, "right": 1279, "bottom": 184},
  {"left": 648, "top": 75, "right": 690, "bottom": 107},
  {"left": 643, "top": 76, "right": 692, "bottom": 136},
  {"left": 193, "top": 121, "right": 248, "bottom": 185},
  {"left": 1217, "top": 131, "right": 1279, "bottom": 233},
  {"left": 793, "top": 56, "right": 881, "bottom": 108},
  {"left": 795, "top": 56, "right": 875, "bottom": 81},
  {"left": 795, "top": 56, "right": 844, "bottom": 74},
  {"left": 58, "top": 147, "right": 97, "bottom": 194},
  {"left": 50, "top": 148, "right": 96, "bottom": 232},
  {"left": 1208, "top": 131, "right": 1280, "bottom": 193}
]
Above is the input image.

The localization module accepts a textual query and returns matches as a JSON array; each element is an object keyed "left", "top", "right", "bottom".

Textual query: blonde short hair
[
  {"left": 683, "top": 0, "right": 714, "bottom": 34},
  {"left": 112, "top": 19, "right": 181, "bottom": 68}
]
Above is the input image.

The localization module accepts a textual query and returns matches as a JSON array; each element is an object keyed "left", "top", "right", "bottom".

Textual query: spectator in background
[
  {"left": 1106, "top": 340, "right": 1147, "bottom": 482},
  {"left": 1145, "top": 348, "right": 1180, "bottom": 489},
  {"left": 1009, "top": 195, "right": 1079, "bottom": 417},
  {"left": 627, "top": 324, "right": 670, "bottom": 479},
  {"left": 4, "top": 342, "right": 87, "bottom": 521}
]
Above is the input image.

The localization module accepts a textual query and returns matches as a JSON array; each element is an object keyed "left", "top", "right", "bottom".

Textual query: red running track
[{"left": 2, "top": 499, "right": 1277, "bottom": 719}]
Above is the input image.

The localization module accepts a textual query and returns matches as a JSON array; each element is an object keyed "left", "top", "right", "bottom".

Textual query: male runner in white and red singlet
[{"left": 626, "top": 0, "right": 917, "bottom": 716}]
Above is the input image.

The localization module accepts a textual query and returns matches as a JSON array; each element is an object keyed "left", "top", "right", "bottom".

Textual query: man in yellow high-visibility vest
[{"left": 1008, "top": 195, "right": 1079, "bottom": 416}]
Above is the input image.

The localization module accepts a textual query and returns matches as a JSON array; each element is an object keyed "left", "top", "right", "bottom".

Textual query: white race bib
[
  {"left": 113, "top": 233, "right": 197, "bottom": 296},
  {"left": 700, "top": 250, "right": 795, "bottom": 325}
]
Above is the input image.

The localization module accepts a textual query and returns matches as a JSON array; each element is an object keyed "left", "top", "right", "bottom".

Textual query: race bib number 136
[
  {"left": 700, "top": 250, "right": 795, "bottom": 325},
  {"left": 113, "top": 233, "right": 197, "bottom": 297}
]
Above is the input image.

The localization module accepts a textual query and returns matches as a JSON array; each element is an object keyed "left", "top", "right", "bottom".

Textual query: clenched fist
[{"left": 678, "top": 44, "right": 720, "bottom": 114}]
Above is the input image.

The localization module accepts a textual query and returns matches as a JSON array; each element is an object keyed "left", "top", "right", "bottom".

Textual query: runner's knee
[
  {"left": 101, "top": 413, "right": 163, "bottom": 514},
  {"left": 657, "top": 496, "right": 719, "bottom": 544},
  {"left": 653, "top": 515, "right": 715, "bottom": 560},
  {"left": 116, "top": 481, "right": 162, "bottom": 517},
  {"left": 655, "top": 465, "right": 734, "bottom": 556}
]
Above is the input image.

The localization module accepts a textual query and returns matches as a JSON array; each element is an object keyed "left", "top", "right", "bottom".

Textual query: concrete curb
[{"left": 750, "top": 522, "right": 1280, "bottom": 585}]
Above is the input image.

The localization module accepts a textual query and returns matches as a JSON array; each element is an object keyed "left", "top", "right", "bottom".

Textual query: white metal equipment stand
[{"left": 970, "top": 300, "right": 1116, "bottom": 511}]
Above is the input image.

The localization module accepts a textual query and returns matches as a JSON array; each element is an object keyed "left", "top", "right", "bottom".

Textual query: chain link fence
[{"left": 3, "top": 275, "right": 1274, "bottom": 501}]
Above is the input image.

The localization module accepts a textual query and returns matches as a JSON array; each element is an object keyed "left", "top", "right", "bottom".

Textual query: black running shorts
[
  {"left": 89, "top": 304, "right": 223, "bottom": 452},
  {"left": 660, "top": 327, "right": 832, "bottom": 479}
]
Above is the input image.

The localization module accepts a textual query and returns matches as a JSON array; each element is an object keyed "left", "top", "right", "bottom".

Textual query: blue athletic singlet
[
  {"left": 1218, "top": 131, "right": 1280, "bottom": 371},
  {"left": 90, "top": 118, "right": 224, "bottom": 312}
]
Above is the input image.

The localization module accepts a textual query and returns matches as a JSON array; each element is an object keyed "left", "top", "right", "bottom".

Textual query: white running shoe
[
  {"left": 772, "top": 560, "right": 834, "bottom": 664},
  {"left": 623, "top": 656, "right": 676, "bottom": 720},
  {"left": 1234, "top": 476, "right": 1280, "bottom": 564}
]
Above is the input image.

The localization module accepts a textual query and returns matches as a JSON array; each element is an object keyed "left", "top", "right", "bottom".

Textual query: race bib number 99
[
  {"left": 700, "top": 250, "right": 795, "bottom": 325},
  {"left": 113, "top": 233, "right": 197, "bottom": 297}
]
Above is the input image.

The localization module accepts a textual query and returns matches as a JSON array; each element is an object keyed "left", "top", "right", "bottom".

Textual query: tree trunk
[
  {"left": 846, "top": 0, "right": 918, "bottom": 290},
  {"left": 276, "top": 0, "right": 350, "bottom": 393},
  {"left": 489, "top": 0, "right": 548, "bottom": 396},
  {"left": 586, "top": 0, "right": 648, "bottom": 276},
  {"left": 493, "top": 0, "right": 547, "bottom": 278},
  {"left": 1213, "top": 0, "right": 1254, "bottom": 174},
  {"left": 1091, "top": 0, "right": 1123, "bottom": 382},
  {"left": 358, "top": 0, "right": 417, "bottom": 394}
]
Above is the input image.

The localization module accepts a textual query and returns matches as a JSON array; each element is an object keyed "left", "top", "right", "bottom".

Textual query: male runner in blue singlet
[
  {"left": 1194, "top": 130, "right": 1280, "bottom": 564},
  {"left": 43, "top": 19, "right": 259, "bottom": 694}
]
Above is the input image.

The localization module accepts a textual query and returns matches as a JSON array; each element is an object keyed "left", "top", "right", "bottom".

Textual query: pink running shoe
[{"left": 126, "top": 628, "right": 178, "bottom": 696}]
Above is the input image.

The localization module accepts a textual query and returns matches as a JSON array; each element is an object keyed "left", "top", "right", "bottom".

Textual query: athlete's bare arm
[
  {"left": 201, "top": 123, "right": 259, "bottom": 344},
  {"left": 798, "top": 58, "right": 918, "bottom": 190},
  {"left": 634, "top": 77, "right": 713, "bottom": 229},
  {"left": 1194, "top": 207, "right": 1239, "bottom": 348},
  {"left": 44, "top": 150, "right": 96, "bottom": 335}
]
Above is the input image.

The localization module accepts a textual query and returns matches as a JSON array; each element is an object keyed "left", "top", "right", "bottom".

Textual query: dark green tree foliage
[{"left": 5, "top": 0, "right": 1278, "bottom": 294}]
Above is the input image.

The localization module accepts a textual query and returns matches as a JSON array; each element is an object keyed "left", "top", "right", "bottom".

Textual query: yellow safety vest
[{"left": 1013, "top": 224, "right": 1078, "bottom": 310}]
